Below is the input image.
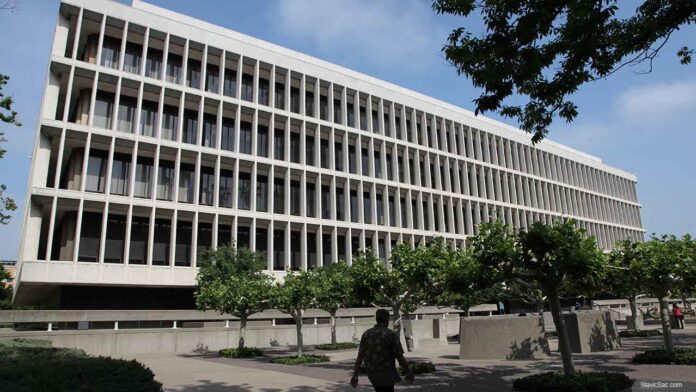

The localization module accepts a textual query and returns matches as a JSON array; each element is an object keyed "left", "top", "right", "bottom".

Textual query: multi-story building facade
[{"left": 14, "top": 0, "right": 644, "bottom": 307}]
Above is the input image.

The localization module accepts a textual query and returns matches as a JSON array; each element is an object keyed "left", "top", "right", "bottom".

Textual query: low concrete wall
[
  {"left": 563, "top": 311, "right": 620, "bottom": 353},
  {"left": 403, "top": 318, "right": 448, "bottom": 350},
  {"left": 626, "top": 314, "right": 644, "bottom": 331},
  {"left": 459, "top": 315, "right": 550, "bottom": 360},
  {"left": 0, "top": 322, "right": 374, "bottom": 356}
]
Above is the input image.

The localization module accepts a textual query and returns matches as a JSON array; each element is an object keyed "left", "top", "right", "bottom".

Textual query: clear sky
[{"left": 0, "top": 0, "right": 694, "bottom": 260}]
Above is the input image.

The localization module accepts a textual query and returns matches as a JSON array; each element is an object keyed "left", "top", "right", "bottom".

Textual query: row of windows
[
  {"left": 60, "top": 9, "right": 638, "bottom": 203},
  {"left": 40, "top": 198, "right": 642, "bottom": 268}
]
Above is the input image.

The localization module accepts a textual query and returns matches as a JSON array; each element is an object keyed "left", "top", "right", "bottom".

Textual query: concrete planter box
[
  {"left": 626, "top": 314, "right": 644, "bottom": 331},
  {"left": 459, "top": 315, "right": 550, "bottom": 360},
  {"left": 562, "top": 311, "right": 620, "bottom": 353}
]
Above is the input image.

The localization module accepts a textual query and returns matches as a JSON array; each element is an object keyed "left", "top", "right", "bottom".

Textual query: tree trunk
[
  {"left": 238, "top": 314, "right": 248, "bottom": 349},
  {"left": 330, "top": 310, "right": 337, "bottom": 345},
  {"left": 391, "top": 305, "right": 402, "bottom": 339},
  {"left": 295, "top": 311, "right": 304, "bottom": 357},
  {"left": 681, "top": 292, "right": 689, "bottom": 310},
  {"left": 658, "top": 294, "right": 674, "bottom": 355},
  {"left": 548, "top": 289, "right": 576, "bottom": 376},
  {"left": 628, "top": 295, "right": 640, "bottom": 332}
]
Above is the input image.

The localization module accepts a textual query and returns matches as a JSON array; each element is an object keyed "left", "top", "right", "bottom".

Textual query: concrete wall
[
  {"left": 0, "top": 322, "right": 375, "bottom": 356},
  {"left": 563, "top": 311, "right": 620, "bottom": 353},
  {"left": 459, "top": 315, "right": 550, "bottom": 360}
]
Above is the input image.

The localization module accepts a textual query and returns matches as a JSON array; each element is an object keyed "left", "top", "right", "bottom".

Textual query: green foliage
[
  {"left": 0, "top": 74, "right": 20, "bottom": 225},
  {"left": 0, "top": 339, "right": 162, "bottom": 392},
  {"left": 605, "top": 240, "right": 648, "bottom": 302},
  {"left": 619, "top": 329, "right": 661, "bottom": 338},
  {"left": 218, "top": 346, "right": 264, "bottom": 358},
  {"left": 399, "top": 361, "right": 436, "bottom": 376},
  {"left": 269, "top": 354, "right": 330, "bottom": 365},
  {"left": 437, "top": 247, "right": 500, "bottom": 311},
  {"left": 632, "top": 348, "right": 696, "bottom": 365},
  {"left": 271, "top": 270, "right": 316, "bottom": 316},
  {"left": 513, "top": 371, "right": 633, "bottom": 392},
  {"left": 195, "top": 244, "right": 272, "bottom": 349},
  {"left": 315, "top": 342, "right": 358, "bottom": 351},
  {"left": 312, "top": 262, "right": 353, "bottom": 314},
  {"left": 432, "top": 1, "right": 696, "bottom": 142},
  {"left": 0, "top": 263, "right": 11, "bottom": 301}
]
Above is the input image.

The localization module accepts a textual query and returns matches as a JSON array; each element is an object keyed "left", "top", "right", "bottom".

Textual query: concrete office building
[{"left": 14, "top": 0, "right": 644, "bottom": 308}]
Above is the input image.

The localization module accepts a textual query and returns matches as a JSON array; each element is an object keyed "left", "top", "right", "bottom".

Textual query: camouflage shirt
[{"left": 358, "top": 324, "right": 404, "bottom": 386}]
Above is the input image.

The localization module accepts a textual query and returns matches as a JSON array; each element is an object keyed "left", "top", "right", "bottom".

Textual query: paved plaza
[{"left": 126, "top": 328, "right": 696, "bottom": 391}]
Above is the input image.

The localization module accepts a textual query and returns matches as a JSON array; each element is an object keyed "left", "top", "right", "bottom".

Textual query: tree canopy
[
  {"left": 433, "top": 0, "right": 696, "bottom": 142},
  {"left": 0, "top": 74, "right": 20, "bottom": 224}
]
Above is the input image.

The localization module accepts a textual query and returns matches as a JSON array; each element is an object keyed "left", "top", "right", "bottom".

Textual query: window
[
  {"left": 257, "top": 175, "right": 268, "bottom": 212},
  {"left": 93, "top": 92, "right": 114, "bottom": 129},
  {"left": 151, "top": 218, "right": 170, "bottom": 266},
  {"left": 374, "top": 151, "right": 382, "bottom": 178},
  {"left": 78, "top": 212, "right": 102, "bottom": 262},
  {"left": 110, "top": 153, "right": 131, "bottom": 195},
  {"left": 178, "top": 163, "right": 195, "bottom": 203},
  {"left": 273, "top": 128, "right": 284, "bottom": 160},
  {"left": 350, "top": 190, "right": 358, "bottom": 222},
  {"left": 347, "top": 103, "right": 355, "bottom": 127},
  {"left": 348, "top": 145, "right": 356, "bottom": 174},
  {"left": 333, "top": 98, "right": 341, "bottom": 124},
  {"left": 175, "top": 220, "right": 192, "bottom": 266},
  {"left": 395, "top": 116, "right": 401, "bottom": 139},
  {"left": 239, "top": 121, "right": 252, "bottom": 154},
  {"left": 386, "top": 154, "right": 393, "bottom": 181},
  {"left": 335, "top": 141, "right": 343, "bottom": 172},
  {"left": 363, "top": 191, "right": 372, "bottom": 224},
  {"left": 273, "top": 229, "right": 284, "bottom": 270},
  {"left": 336, "top": 187, "right": 345, "bottom": 220},
  {"left": 145, "top": 48, "right": 162, "bottom": 79},
  {"left": 305, "top": 91, "right": 314, "bottom": 117},
  {"left": 376, "top": 193, "right": 384, "bottom": 225},
  {"left": 383, "top": 113, "right": 391, "bottom": 136},
  {"left": 360, "top": 106, "right": 367, "bottom": 130},
  {"left": 274, "top": 178, "right": 284, "bottom": 214},
  {"left": 85, "top": 150, "right": 107, "bottom": 193},
  {"left": 206, "top": 64, "right": 219, "bottom": 93},
  {"left": 372, "top": 110, "right": 379, "bottom": 133},
  {"left": 306, "top": 183, "right": 315, "bottom": 217},
  {"left": 304, "top": 135, "right": 314, "bottom": 165},
  {"left": 290, "top": 87, "right": 300, "bottom": 113},
  {"left": 321, "top": 185, "right": 331, "bottom": 219},
  {"left": 219, "top": 170, "right": 233, "bottom": 208},
  {"left": 117, "top": 96, "right": 137, "bottom": 133},
  {"left": 100, "top": 36, "right": 120, "bottom": 69},
  {"left": 241, "top": 74, "right": 253, "bottom": 101},
  {"left": 134, "top": 157, "right": 153, "bottom": 198},
  {"left": 183, "top": 109, "right": 198, "bottom": 145},
  {"left": 274, "top": 82, "right": 285, "bottom": 109},
  {"left": 291, "top": 180, "right": 301, "bottom": 215},
  {"left": 221, "top": 117, "right": 234, "bottom": 151},
  {"left": 166, "top": 54, "right": 182, "bottom": 84},
  {"left": 123, "top": 42, "right": 142, "bottom": 74},
  {"left": 202, "top": 114, "right": 216, "bottom": 148},
  {"left": 290, "top": 132, "right": 300, "bottom": 163},
  {"left": 320, "top": 95, "right": 328, "bottom": 120},
  {"left": 238, "top": 173, "right": 251, "bottom": 210},
  {"left": 223, "top": 68, "right": 237, "bottom": 97},
  {"left": 361, "top": 148, "right": 369, "bottom": 175},
  {"left": 257, "top": 125, "right": 268, "bottom": 157},
  {"left": 199, "top": 167, "right": 215, "bottom": 206},
  {"left": 129, "top": 216, "right": 149, "bottom": 264},
  {"left": 156, "top": 161, "right": 174, "bottom": 200},
  {"left": 186, "top": 59, "right": 201, "bottom": 89},
  {"left": 320, "top": 139, "right": 330, "bottom": 169},
  {"left": 258, "top": 78, "right": 269, "bottom": 106},
  {"left": 161, "top": 105, "right": 178, "bottom": 141},
  {"left": 140, "top": 101, "right": 158, "bottom": 137}
]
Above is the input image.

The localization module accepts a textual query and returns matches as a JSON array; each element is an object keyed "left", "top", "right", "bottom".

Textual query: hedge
[
  {"left": 513, "top": 371, "right": 633, "bottom": 392},
  {"left": 619, "top": 329, "right": 661, "bottom": 338},
  {"left": 0, "top": 339, "right": 162, "bottom": 392},
  {"left": 270, "top": 354, "right": 330, "bottom": 365},
  {"left": 316, "top": 342, "right": 359, "bottom": 351},
  {"left": 632, "top": 348, "right": 696, "bottom": 365},
  {"left": 219, "top": 346, "right": 264, "bottom": 358}
]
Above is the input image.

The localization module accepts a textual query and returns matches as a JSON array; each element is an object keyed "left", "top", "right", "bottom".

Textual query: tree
[
  {"left": 312, "top": 262, "right": 353, "bottom": 345},
  {"left": 0, "top": 263, "right": 11, "bottom": 301},
  {"left": 195, "top": 244, "right": 272, "bottom": 349},
  {"left": 436, "top": 247, "right": 500, "bottom": 313},
  {"left": 470, "top": 220, "right": 604, "bottom": 376},
  {"left": 351, "top": 241, "right": 445, "bottom": 349},
  {"left": 673, "top": 237, "right": 696, "bottom": 314},
  {"left": 0, "top": 74, "right": 20, "bottom": 224},
  {"left": 606, "top": 240, "right": 648, "bottom": 331},
  {"left": 272, "top": 270, "right": 316, "bottom": 357},
  {"left": 432, "top": 1, "right": 696, "bottom": 142},
  {"left": 640, "top": 234, "right": 695, "bottom": 355}
]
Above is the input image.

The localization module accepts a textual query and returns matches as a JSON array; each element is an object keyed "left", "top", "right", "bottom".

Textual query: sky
[{"left": 0, "top": 0, "right": 694, "bottom": 260}]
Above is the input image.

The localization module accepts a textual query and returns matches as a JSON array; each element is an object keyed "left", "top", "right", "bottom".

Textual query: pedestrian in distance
[
  {"left": 351, "top": 309, "right": 414, "bottom": 392},
  {"left": 673, "top": 303, "right": 685, "bottom": 329}
]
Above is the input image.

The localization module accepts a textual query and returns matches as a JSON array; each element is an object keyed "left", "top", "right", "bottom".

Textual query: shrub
[
  {"left": 513, "top": 371, "right": 633, "bottom": 392},
  {"left": 0, "top": 339, "right": 162, "bottom": 392},
  {"left": 399, "top": 361, "right": 436, "bottom": 375},
  {"left": 632, "top": 348, "right": 696, "bottom": 365},
  {"left": 619, "top": 329, "right": 662, "bottom": 338},
  {"left": 270, "top": 354, "right": 330, "bottom": 365},
  {"left": 218, "top": 347, "right": 264, "bottom": 358},
  {"left": 316, "top": 342, "right": 358, "bottom": 351}
]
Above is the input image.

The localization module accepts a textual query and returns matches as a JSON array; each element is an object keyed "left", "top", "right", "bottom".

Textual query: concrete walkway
[{"left": 128, "top": 329, "right": 696, "bottom": 391}]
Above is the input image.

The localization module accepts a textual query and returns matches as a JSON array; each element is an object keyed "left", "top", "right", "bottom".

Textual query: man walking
[{"left": 351, "top": 309, "right": 414, "bottom": 392}]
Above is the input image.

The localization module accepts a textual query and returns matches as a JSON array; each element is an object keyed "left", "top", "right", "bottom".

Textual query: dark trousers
[
  {"left": 676, "top": 316, "right": 685, "bottom": 329},
  {"left": 373, "top": 385, "right": 395, "bottom": 392}
]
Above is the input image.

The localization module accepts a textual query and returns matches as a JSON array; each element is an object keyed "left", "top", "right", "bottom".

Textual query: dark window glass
[
  {"left": 186, "top": 59, "right": 201, "bottom": 89},
  {"left": 206, "top": 64, "right": 219, "bottom": 93},
  {"left": 202, "top": 114, "right": 216, "bottom": 148},
  {"left": 275, "top": 82, "right": 285, "bottom": 109},
  {"left": 290, "top": 87, "right": 300, "bottom": 113},
  {"left": 306, "top": 182, "right": 316, "bottom": 217},
  {"left": 239, "top": 121, "right": 252, "bottom": 154},
  {"left": 305, "top": 135, "right": 314, "bottom": 165},
  {"left": 334, "top": 141, "right": 343, "bottom": 172},
  {"left": 223, "top": 68, "right": 237, "bottom": 97},
  {"left": 123, "top": 42, "right": 142, "bottom": 74},
  {"left": 290, "top": 132, "right": 301, "bottom": 163},
  {"left": 305, "top": 91, "right": 314, "bottom": 116},
  {"left": 320, "top": 139, "right": 330, "bottom": 169},
  {"left": 257, "top": 125, "right": 268, "bottom": 157},
  {"left": 221, "top": 118, "right": 234, "bottom": 151},
  {"left": 219, "top": 170, "right": 234, "bottom": 208},
  {"left": 166, "top": 54, "right": 182, "bottom": 84},
  {"left": 183, "top": 109, "right": 198, "bottom": 145},
  {"left": 273, "top": 128, "right": 285, "bottom": 160},
  {"left": 238, "top": 172, "right": 251, "bottom": 210},
  {"left": 241, "top": 74, "right": 253, "bottom": 101},
  {"left": 274, "top": 177, "right": 284, "bottom": 214},
  {"left": 258, "top": 78, "right": 269, "bottom": 105},
  {"left": 257, "top": 175, "right": 268, "bottom": 212}
]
